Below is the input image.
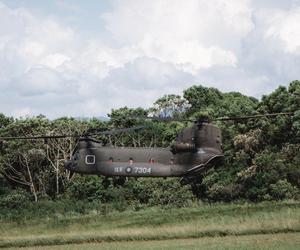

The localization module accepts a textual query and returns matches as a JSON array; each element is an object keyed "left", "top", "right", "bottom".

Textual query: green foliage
[
  {"left": 270, "top": 179, "right": 299, "bottom": 200},
  {"left": 206, "top": 183, "right": 241, "bottom": 202},
  {"left": 0, "top": 188, "right": 32, "bottom": 209},
  {"left": 108, "top": 106, "right": 147, "bottom": 128},
  {"left": 65, "top": 176, "right": 194, "bottom": 209},
  {"left": 65, "top": 175, "right": 103, "bottom": 201},
  {"left": 260, "top": 86, "right": 290, "bottom": 113},
  {"left": 183, "top": 85, "right": 223, "bottom": 115},
  {"left": 0, "top": 113, "right": 13, "bottom": 129},
  {"left": 134, "top": 178, "right": 194, "bottom": 207},
  {"left": 0, "top": 81, "right": 300, "bottom": 206}
]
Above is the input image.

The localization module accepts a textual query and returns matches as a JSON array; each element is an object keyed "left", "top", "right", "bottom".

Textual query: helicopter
[{"left": 0, "top": 112, "right": 295, "bottom": 183}]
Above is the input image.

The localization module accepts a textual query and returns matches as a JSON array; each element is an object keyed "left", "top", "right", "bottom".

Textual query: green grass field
[
  {"left": 5, "top": 233, "right": 300, "bottom": 250},
  {"left": 1, "top": 201, "right": 300, "bottom": 249}
]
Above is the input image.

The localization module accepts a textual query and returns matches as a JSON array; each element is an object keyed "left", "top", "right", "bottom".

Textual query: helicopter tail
[
  {"left": 187, "top": 155, "right": 223, "bottom": 175},
  {"left": 180, "top": 155, "right": 224, "bottom": 184}
]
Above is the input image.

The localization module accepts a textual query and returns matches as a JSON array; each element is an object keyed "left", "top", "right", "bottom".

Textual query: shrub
[
  {"left": 0, "top": 189, "right": 32, "bottom": 209},
  {"left": 269, "top": 179, "right": 299, "bottom": 200}
]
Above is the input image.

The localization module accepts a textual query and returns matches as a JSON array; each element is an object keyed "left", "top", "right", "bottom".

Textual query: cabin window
[
  {"left": 149, "top": 158, "right": 155, "bottom": 164},
  {"left": 85, "top": 155, "right": 95, "bottom": 165},
  {"left": 128, "top": 157, "right": 134, "bottom": 165}
]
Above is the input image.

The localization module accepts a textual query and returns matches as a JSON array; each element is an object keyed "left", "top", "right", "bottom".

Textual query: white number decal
[
  {"left": 134, "top": 167, "right": 151, "bottom": 174},
  {"left": 114, "top": 167, "right": 124, "bottom": 173}
]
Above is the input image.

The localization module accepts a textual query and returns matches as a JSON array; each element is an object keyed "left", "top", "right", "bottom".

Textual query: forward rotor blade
[
  {"left": 89, "top": 125, "right": 148, "bottom": 136},
  {"left": 0, "top": 125, "right": 148, "bottom": 141},
  {"left": 0, "top": 134, "right": 77, "bottom": 141}
]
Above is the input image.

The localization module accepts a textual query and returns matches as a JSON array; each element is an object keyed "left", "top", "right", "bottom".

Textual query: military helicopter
[{"left": 0, "top": 112, "right": 295, "bottom": 183}]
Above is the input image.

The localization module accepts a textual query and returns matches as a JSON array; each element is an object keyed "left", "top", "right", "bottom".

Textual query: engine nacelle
[{"left": 171, "top": 142, "right": 196, "bottom": 153}]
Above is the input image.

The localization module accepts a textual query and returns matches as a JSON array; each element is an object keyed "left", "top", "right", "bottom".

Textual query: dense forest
[{"left": 1, "top": 81, "right": 300, "bottom": 211}]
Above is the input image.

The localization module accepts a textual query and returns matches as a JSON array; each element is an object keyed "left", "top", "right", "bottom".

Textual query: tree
[
  {"left": 149, "top": 94, "right": 189, "bottom": 118},
  {"left": 183, "top": 85, "right": 223, "bottom": 115},
  {"left": 0, "top": 117, "right": 49, "bottom": 201},
  {"left": 44, "top": 117, "right": 89, "bottom": 195},
  {"left": 1, "top": 81, "right": 300, "bottom": 204},
  {"left": 106, "top": 107, "right": 177, "bottom": 147},
  {"left": 1, "top": 143, "right": 47, "bottom": 202},
  {"left": 0, "top": 113, "right": 13, "bottom": 130}
]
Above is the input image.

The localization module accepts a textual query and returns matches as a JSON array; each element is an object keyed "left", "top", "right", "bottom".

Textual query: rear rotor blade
[
  {"left": 127, "top": 116, "right": 193, "bottom": 122},
  {"left": 215, "top": 112, "right": 295, "bottom": 121}
]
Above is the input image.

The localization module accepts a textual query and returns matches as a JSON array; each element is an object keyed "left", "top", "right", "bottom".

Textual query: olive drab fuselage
[{"left": 65, "top": 122, "right": 223, "bottom": 178}]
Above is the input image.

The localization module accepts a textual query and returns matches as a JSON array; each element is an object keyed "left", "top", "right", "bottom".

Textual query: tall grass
[
  {"left": 6, "top": 233, "right": 300, "bottom": 250},
  {"left": 0, "top": 201, "right": 299, "bottom": 248}
]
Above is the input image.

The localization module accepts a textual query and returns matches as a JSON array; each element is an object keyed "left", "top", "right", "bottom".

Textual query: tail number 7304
[{"left": 134, "top": 167, "right": 151, "bottom": 174}]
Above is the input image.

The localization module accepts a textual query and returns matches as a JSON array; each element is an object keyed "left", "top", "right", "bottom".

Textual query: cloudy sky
[{"left": 0, "top": 0, "right": 300, "bottom": 118}]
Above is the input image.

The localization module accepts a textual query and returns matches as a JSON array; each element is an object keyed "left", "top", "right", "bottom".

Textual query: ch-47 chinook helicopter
[{"left": 0, "top": 112, "right": 295, "bottom": 183}]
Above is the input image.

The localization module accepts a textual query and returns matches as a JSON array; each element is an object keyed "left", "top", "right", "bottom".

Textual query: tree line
[{"left": 0, "top": 81, "right": 299, "bottom": 209}]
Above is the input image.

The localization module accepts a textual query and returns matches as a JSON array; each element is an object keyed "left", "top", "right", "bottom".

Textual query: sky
[{"left": 0, "top": 0, "right": 300, "bottom": 118}]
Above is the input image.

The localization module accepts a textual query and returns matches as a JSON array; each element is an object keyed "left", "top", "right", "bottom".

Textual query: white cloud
[
  {"left": 0, "top": 2, "right": 75, "bottom": 78},
  {"left": 0, "top": 0, "right": 300, "bottom": 118},
  {"left": 137, "top": 37, "right": 238, "bottom": 75},
  {"left": 196, "top": 65, "right": 273, "bottom": 97},
  {"left": 13, "top": 67, "right": 65, "bottom": 96},
  {"left": 102, "top": 0, "right": 253, "bottom": 74},
  {"left": 40, "top": 53, "right": 70, "bottom": 69},
  {"left": 265, "top": 7, "right": 300, "bottom": 53},
  {"left": 103, "top": 0, "right": 253, "bottom": 43}
]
